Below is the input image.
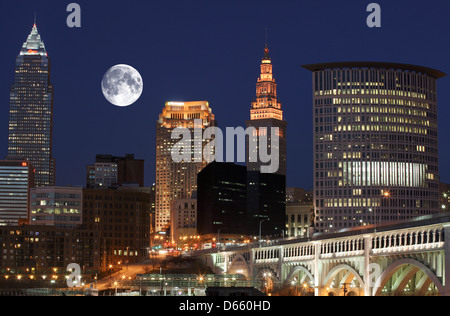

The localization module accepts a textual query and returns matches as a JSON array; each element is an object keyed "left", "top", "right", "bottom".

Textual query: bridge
[{"left": 196, "top": 213, "right": 450, "bottom": 296}]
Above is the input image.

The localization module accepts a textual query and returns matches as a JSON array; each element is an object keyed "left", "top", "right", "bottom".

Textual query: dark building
[
  {"left": 197, "top": 162, "right": 286, "bottom": 237},
  {"left": 86, "top": 154, "right": 145, "bottom": 188},
  {"left": 197, "top": 162, "right": 247, "bottom": 235},
  {"left": 82, "top": 187, "right": 151, "bottom": 268},
  {"left": 247, "top": 171, "right": 286, "bottom": 237},
  {"left": 7, "top": 23, "right": 55, "bottom": 187}
]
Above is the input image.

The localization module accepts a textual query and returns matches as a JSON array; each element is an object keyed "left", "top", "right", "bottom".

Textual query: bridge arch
[
  {"left": 227, "top": 253, "right": 251, "bottom": 278},
  {"left": 322, "top": 264, "right": 366, "bottom": 296},
  {"left": 255, "top": 268, "right": 279, "bottom": 294},
  {"left": 285, "top": 265, "right": 315, "bottom": 286},
  {"left": 373, "top": 258, "right": 444, "bottom": 296}
]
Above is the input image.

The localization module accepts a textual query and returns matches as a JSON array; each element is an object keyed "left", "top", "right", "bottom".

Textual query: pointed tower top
[
  {"left": 20, "top": 21, "right": 47, "bottom": 56},
  {"left": 34, "top": 13, "right": 37, "bottom": 27}
]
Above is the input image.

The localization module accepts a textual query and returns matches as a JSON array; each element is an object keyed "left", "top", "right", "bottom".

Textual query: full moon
[{"left": 101, "top": 64, "right": 143, "bottom": 107}]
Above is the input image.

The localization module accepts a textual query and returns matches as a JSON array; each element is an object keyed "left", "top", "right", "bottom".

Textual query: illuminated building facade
[
  {"left": 0, "top": 159, "right": 34, "bottom": 226},
  {"left": 155, "top": 101, "right": 215, "bottom": 232},
  {"left": 303, "top": 62, "right": 445, "bottom": 233},
  {"left": 30, "top": 186, "right": 83, "bottom": 229},
  {"left": 8, "top": 23, "right": 55, "bottom": 187},
  {"left": 286, "top": 203, "right": 313, "bottom": 238},
  {"left": 246, "top": 44, "right": 287, "bottom": 176},
  {"left": 170, "top": 198, "right": 198, "bottom": 246}
]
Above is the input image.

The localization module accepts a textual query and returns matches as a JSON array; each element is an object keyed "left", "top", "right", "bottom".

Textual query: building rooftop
[{"left": 302, "top": 61, "right": 447, "bottom": 79}]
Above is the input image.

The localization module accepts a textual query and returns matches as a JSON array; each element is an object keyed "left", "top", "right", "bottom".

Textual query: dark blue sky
[{"left": 1, "top": 0, "right": 450, "bottom": 189}]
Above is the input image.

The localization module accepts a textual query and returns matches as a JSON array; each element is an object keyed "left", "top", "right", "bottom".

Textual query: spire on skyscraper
[
  {"left": 263, "top": 27, "right": 271, "bottom": 61},
  {"left": 20, "top": 19, "right": 47, "bottom": 56}
]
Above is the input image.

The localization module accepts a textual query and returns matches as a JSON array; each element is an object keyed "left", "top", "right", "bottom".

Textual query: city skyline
[
  {"left": 2, "top": 0, "right": 450, "bottom": 298},
  {"left": 2, "top": 1, "right": 450, "bottom": 191}
]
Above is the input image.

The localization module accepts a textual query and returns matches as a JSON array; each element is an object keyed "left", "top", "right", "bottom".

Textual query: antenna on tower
[
  {"left": 265, "top": 27, "right": 268, "bottom": 47},
  {"left": 34, "top": 13, "right": 37, "bottom": 27}
]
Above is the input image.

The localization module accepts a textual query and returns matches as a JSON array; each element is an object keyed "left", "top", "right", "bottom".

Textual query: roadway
[{"left": 95, "top": 254, "right": 168, "bottom": 292}]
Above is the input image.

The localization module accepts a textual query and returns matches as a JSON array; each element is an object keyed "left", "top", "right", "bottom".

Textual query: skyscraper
[
  {"left": 155, "top": 101, "right": 215, "bottom": 232},
  {"left": 246, "top": 43, "right": 287, "bottom": 176},
  {"left": 8, "top": 22, "right": 55, "bottom": 187},
  {"left": 303, "top": 62, "right": 445, "bottom": 233}
]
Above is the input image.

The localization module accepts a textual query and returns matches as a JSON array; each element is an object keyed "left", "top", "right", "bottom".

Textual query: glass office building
[
  {"left": 0, "top": 160, "right": 34, "bottom": 226},
  {"left": 303, "top": 62, "right": 445, "bottom": 233}
]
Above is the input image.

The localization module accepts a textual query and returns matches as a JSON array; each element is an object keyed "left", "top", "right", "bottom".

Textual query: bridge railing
[
  {"left": 371, "top": 227, "right": 445, "bottom": 254},
  {"left": 320, "top": 238, "right": 365, "bottom": 258}
]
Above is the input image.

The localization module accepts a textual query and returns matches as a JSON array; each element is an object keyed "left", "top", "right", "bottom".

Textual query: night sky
[{"left": 1, "top": 0, "right": 450, "bottom": 190}]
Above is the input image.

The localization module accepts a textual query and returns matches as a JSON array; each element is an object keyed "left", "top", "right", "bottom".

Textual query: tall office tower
[
  {"left": 0, "top": 159, "right": 35, "bottom": 226},
  {"left": 8, "top": 23, "right": 55, "bottom": 187},
  {"left": 246, "top": 44, "right": 287, "bottom": 176},
  {"left": 303, "top": 62, "right": 445, "bottom": 233},
  {"left": 155, "top": 101, "right": 215, "bottom": 232}
]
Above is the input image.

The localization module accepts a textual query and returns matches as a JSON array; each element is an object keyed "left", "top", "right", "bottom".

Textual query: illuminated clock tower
[{"left": 246, "top": 44, "right": 287, "bottom": 176}]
